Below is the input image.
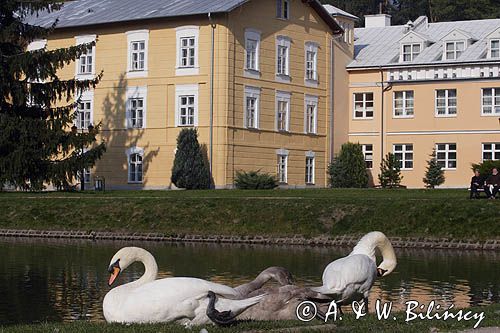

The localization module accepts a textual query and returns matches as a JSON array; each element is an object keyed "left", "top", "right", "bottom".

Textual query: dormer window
[
  {"left": 402, "top": 43, "right": 421, "bottom": 62},
  {"left": 490, "top": 40, "right": 500, "bottom": 58},
  {"left": 445, "top": 41, "right": 465, "bottom": 60},
  {"left": 276, "top": 0, "right": 289, "bottom": 20}
]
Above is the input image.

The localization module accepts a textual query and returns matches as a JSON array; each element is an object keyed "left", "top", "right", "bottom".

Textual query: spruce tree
[
  {"left": 0, "top": 1, "right": 105, "bottom": 191},
  {"left": 423, "top": 149, "right": 445, "bottom": 188},
  {"left": 328, "top": 142, "right": 368, "bottom": 188},
  {"left": 378, "top": 152, "right": 403, "bottom": 188},
  {"left": 171, "top": 129, "right": 210, "bottom": 190}
]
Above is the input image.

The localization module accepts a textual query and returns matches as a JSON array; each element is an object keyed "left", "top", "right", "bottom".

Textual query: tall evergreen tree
[
  {"left": 328, "top": 142, "right": 368, "bottom": 188},
  {"left": 0, "top": 1, "right": 105, "bottom": 191},
  {"left": 378, "top": 152, "right": 403, "bottom": 188},
  {"left": 423, "top": 149, "right": 445, "bottom": 188},
  {"left": 171, "top": 129, "right": 210, "bottom": 190}
]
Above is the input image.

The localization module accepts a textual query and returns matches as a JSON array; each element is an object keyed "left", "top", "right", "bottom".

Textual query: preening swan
[
  {"left": 311, "top": 231, "right": 397, "bottom": 314},
  {"left": 103, "top": 247, "right": 265, "bottom": 326}
]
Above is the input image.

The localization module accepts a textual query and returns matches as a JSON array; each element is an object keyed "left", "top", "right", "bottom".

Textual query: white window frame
[
  {"left": 482, "top": 143, "right": 500, "bottom": 161},
  {"left": 305, "top": 42, "right": 318, "bottom": 84},
  {"left": 276, "top": 36, "right": 291, "bottom": 82},
  {"left": 176, "top": 26, "right": 199, "bottom": 76},
  {"left": 436, "top": 143, "right": 457, "bottom": 170},
  {"left": 276, "top": 149, "right": 289, "bottom": 184},
  {"left": 393, "top": 144, "right": 413, "bottom": 170},
  {"left": 75, "top": 90, "right": 94, "bottom": 130},
  {"left": 175, "top": 84, "right": 199, "bottom": 127},
  {"left": 489, "top": 39, "right": 500, "bottom": 58},
  {"left": 444, "top": 40, "right": 465, "bottom": 60},
  {"left": 126, "top": 147, "right": 144, "bottom": 184},
  {"left": 244, "top": 86, "right": 260, "bottom": 129},
  {"left": 435, "top": 89, "right": 457, "bottom": 117},
  {"left": 305, "top": 151, "right": 315, "bottom": 185},
  {"left": 75, "top": 35, "right": 96, "bottom": 80},
  {"left": 481, "top": 88, "right": 500, "bottom": 116},
  {"left": 276, "top": 0, "right": 290, "bottom": 19},
  {"left": 347, "top": 24, "right": 353, "bottom": 45},
  {"left": 401, "top": 43, "right": 421, "bottom": 62},
  {"left": 276, "top": 91, "right": 291, "bottom": 132},
  {"left": 304, "top": 95, "right": 318, "bottom": 134},
  {"left": 393, "top": 91, "right": 414, "bottom": 118},
  {"left": 353, "top": 92, "right": 374, "bottom": 119},
  {"left": 244, "top": 29, "right": 261, "bottom": 78},
  {"left": 126, "top": 30, "right": 149, "bottom": 78},
  {"left": 125, "top": 86, "right": 147, "bottom": 129},
  {"left": 362, "top": 144, "right": 373, "bottom": 169}
]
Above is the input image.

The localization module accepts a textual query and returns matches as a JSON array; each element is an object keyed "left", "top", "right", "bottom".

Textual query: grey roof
[
  {"left": 323, "top": 4, "right": 358, "bottom": 20},
  {"left": 27, "top": 0, "right": 249, "bottom": 28},
  {"left": 350, "top": 18, "right": 500, "bottom": 69}
]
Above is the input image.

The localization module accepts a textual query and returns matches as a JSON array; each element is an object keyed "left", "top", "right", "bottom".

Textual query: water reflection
[{"left": 0, "top": 238, "right": 498, "bottom": 325}]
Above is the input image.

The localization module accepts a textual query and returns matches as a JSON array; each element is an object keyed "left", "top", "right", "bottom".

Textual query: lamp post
[{"left": 71, "top": 123, "right": 94, "bottom": 191}]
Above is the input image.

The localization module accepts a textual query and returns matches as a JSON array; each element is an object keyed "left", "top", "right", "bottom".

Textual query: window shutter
[{"left": 276, "top": 0, "right": 282, "bottom": 18}]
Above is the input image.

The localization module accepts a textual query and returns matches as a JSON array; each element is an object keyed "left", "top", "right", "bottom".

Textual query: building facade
[
  {"left": 30, "top": 0, "right": 351, "bottom": 189},
  {"left": 349, "top": 15, "right": 500, "bottom": 188},
  {"left": 28, "top": 2, "right": 500, "bottom": 189}
]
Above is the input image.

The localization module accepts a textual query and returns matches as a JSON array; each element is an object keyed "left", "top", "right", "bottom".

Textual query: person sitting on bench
[
  {"left": 470, "top": 169, "right": 483, "bottom": 199},
  {"left": 484, "top": 167, "right": 500, "bottom": 199}
]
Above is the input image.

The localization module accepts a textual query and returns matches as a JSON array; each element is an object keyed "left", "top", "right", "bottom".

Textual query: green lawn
[
  {"left": 1, "top": 304, "right": 499, "bottom": 333},
  {"left": 0, "top": 189, "right": 498, "bottom": 240}
]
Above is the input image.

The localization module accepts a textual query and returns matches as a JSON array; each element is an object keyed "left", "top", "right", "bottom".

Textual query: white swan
[
  {"left": 102, "top": 247, "right": 265, "bottom": 326},
  {"left": 311, "top": 231, "right": 397, "bottom": 313}
]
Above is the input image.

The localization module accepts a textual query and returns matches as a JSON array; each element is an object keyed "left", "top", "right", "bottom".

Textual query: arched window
[
  {"left": 126, "top": 147, "right": 144, "bottom": 183},
  {"left": 129, "top": 153, "right": 143, "bottom": 183}
]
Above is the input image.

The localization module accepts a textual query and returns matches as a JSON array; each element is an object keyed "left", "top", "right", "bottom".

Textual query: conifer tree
[
  {"left": 0, "top": 1, "right": 105, "bottom": 191},
  {"left": 328, "top": 142, "right": 368, "bottom": 188},
  {"left": 378, "top": 152, "right": 403, "bottom": 188},
  {"left": 423, "top": 149, "right": 445, "bottom": 188},
  {"left": 171, "top": 129, "right": 210, "bottom": 190}
]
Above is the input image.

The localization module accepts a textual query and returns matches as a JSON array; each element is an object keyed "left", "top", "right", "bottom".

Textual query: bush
[
  {"left": 328, "top": 142, "right": 368, "bottom": 188},
  {"left": 234, "top": 170, "right": 278, "bottom": 189},
  {"left": 171, "top": 129, "right": 211, "bottom": 190},
  {"left": 423, "top": 149, "right": 445, "bottom": 189},
  {"left": 378, "top": 152, "right": 403, "bottom": 188},
  {"left": 471, "top": 160, "right": 500, "bottom": 178}
]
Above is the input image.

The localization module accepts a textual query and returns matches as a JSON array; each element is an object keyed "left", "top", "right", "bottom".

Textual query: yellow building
[
  {"left": 29, "top": 0, "right": 354, "bottom": 189},
  {"left": 348, "top": 15, "right": 500, "bottom": 188},
  {"left": 29, "top": 2, "right": 500, "bottom": 189}
]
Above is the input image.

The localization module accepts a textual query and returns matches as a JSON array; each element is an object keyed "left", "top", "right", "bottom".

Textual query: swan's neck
[
  {"left": 350, "top": 232, "right": 397, "bottom": 272},
  {"left": 124, "top": 249, "right": 158, "bottom": 289},
  {"left": 234, "top": 272, "right": 272, "bottom": 296}
]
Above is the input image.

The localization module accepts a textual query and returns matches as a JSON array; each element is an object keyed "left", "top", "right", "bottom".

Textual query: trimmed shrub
[
  {"left": 423, "top": 149, "right": 445, "bottom": 189},
  {"left": 171, "top": 129, "right": 211, "bottom": 189},
  {"left": 234, "top": 170, "right": 278, "bottom": 189},
  {"left": 378, "top": 152, "right": 403, "bottom": 188},
  {"left": 328, "top": 142, "right": 368, "bottom": 188}
]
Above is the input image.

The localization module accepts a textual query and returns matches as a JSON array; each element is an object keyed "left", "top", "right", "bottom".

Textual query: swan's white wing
[
  {"left": 311, "top": 254, "right": 377, "bottom": 299},
  {"left": 115, "top": 277, "right": 245, "bottom": 323}
]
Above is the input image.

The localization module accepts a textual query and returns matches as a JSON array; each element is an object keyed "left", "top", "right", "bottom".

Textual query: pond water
[{"left": 0, "top": 238, "right": 498, "bottom": 325}]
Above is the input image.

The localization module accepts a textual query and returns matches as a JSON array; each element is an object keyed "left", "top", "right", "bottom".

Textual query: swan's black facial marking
[
  {"left": 377, "top": 268, "right": 387, "bottom": 277},
  {"left": 108, "top": 259, "right": 121, "bottom": 286},
  {"left": 108, "top": 259, "right": 120, "bottom": 273}
]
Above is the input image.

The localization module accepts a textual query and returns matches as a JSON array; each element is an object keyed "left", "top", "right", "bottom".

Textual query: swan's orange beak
[{"left": 108, "top": 267, "right": 120, "bottom": 286}]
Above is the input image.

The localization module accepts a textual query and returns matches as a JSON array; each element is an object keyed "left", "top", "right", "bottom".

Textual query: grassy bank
[
  {"left": 0, "top": 189, "right": 499, "bottom": 240},
  {"left": 1, "top": 304, "right": 499, "bottom": 333}
]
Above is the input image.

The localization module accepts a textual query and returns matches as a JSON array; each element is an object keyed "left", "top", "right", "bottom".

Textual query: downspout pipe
[
  {"left": 208, "top": 13, "right": 216, "bottom": 188},
  {"left": 380, "top": 66, "right": 384, "bottom": 164},
  {"left": 329, "top": 38, "right": 334, "bottom": 164},
  {"left": 379, "top": 67, "right": 393, "bottom": 164}
]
